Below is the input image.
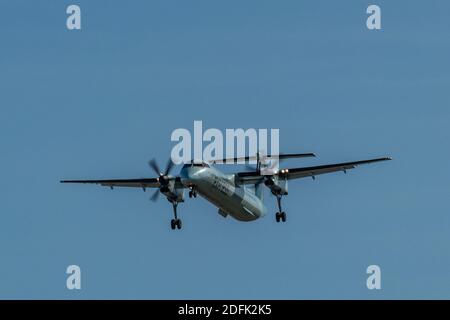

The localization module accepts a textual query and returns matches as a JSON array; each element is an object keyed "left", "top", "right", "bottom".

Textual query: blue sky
[{"left": 0, "top": 1, "right": 449, "bottom": 299}]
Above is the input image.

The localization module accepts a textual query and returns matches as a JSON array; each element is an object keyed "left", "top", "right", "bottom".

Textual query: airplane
[{"left": 60, "top": 153, "right": 391, "bottom": 230}]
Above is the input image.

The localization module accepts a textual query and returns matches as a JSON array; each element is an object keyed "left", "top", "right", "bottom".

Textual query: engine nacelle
[
  {"left": 161, "top": 181, "right": 184, "bottom": 202},
  {"left": 264, "top": 176, "right": 288, "bottom": 196}
]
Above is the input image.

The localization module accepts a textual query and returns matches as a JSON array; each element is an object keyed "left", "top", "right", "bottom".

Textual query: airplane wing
[
  {"left": 278, "top": 157, "right": 391, "bottom": 180},
  {"left": 60, "top": 177, "right": 184, "bottom": 189},
  {"left": 212, "top": 152, "right": 315, "bottom": 164},
  {"left": 236, "top": 157, "right": 391, "bottom": 184}
]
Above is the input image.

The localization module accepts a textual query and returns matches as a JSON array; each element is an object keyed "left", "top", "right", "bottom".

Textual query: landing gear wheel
[
  {"left": 275, "top": 196, "right": 287, "bottom": 223},
  {"left": 176, "top": 219, "right": 182, "bottom": 229},
  {"left": 189, "top": 191, "right": 193, "bottom": 198},
  {"left": 170, "top": 219, "right": 176, "bottom": 230}
]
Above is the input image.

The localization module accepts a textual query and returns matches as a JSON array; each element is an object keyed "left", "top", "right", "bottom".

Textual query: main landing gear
[
  {"left": 170, "top": 202, "right": 182, "bottom": 230},
  {"left": 275, "top": 195, "right": 287, "bottom": 223}
]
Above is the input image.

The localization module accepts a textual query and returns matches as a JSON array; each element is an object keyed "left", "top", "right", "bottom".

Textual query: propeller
[
  {"left": 148, "top": 158, "right": 175, "bottom": 202},
  {"left": 243, "top": 151, "right": 277, "bottom": 173},
  {"left": 150, "top": 189, "right": 160, "bottom": 202},
  {"left": 245, "top": 159, "right": 279, "bottom": 173}
]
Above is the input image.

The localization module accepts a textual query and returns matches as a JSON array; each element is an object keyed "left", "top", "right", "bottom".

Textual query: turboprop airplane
[{"left": 60, "top": 153, "right": 391, "bottom": 230}]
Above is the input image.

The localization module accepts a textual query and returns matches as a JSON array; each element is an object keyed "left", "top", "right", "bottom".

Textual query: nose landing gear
[{"left": 275, "top": 195, "right": 287, "bottom": 223}]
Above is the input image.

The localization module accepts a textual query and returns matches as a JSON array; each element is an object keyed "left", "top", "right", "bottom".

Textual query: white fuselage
[{"left": 180, "top": 165, "right": 267, "bottom": 221}]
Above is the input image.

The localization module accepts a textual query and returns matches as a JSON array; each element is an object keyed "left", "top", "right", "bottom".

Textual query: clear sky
[{"left": 1, "top": 1, "right": 449, "bottom": 299}]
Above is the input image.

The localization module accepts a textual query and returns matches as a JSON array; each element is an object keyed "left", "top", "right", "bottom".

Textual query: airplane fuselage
[{"left": 180, "top": 165, "right": 267, "bottom": 221}]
